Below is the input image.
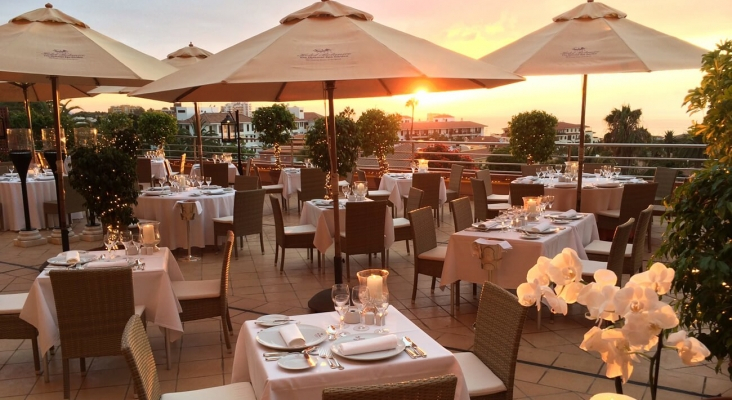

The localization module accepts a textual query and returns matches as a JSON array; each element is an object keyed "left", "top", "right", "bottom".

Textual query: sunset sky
[{"left": 5, "top": 1, "right": 731, "bottom": 136}]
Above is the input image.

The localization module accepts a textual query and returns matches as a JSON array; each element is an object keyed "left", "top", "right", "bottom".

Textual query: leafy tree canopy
[
  {"left": 603, "top": 105, "right": 651, "bottom": 163},
  {"left": 252, "top": 103, "right": 295, "bottom": 147},
  {"left": 357, "top": 108, "right": 401, "bottom": 158},
  {"left": 415, "top": 143, "right": 473, "bottom": 169},
  {"left": 305, "top": 110, "right": 360, "bottom": 176},
  {"left": 508, "top": 110, "right": 557, "bottom": 163},
  {"left": 137, "top": 110, "right": 177, "bottom": 148}
]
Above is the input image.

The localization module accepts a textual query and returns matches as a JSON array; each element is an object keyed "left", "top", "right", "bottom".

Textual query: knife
[{"left": 404, "top": 336, "right": 427, "bottom": 358}]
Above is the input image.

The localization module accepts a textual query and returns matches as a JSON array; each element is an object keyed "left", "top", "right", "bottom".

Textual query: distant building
[
  {"left": 399, "top": 119, "right": 486, "bottom": 141},
  {"left": 222, "top": 102, "right": 254, "bottom": 117},
  {"left": 108, "top": 105, "right": 144, "bottom": 115},
  {"left": 555, "top": 121, "right": 597, "bottom": 143},
  {"left": 426, "top": 113, "right": 455, "bottom": 122},
  {"left": 172, "top": 103, "right": 219, "bottom": 121}
]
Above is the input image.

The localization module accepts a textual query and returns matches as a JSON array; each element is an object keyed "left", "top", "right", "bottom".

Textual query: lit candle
[
  {"left": 527, "top": 199, "right": 538, "bottom": 214},
  {"left": 142, "top": 224, "right": 156, "bottom": 245},
  {"left": 366, "top": 275, "right": 383, "bottom": 297},
  {"left": 589, "top": 394, "right": 636, "bottom": 400}
]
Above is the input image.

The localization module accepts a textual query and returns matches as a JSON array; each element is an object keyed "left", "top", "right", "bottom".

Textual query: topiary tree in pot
[
  {"left": 138, "top": 110, "right": 178, "bottom": 152},
  {"left": 357, "top": 108, "right": 400, "bottom": 177},
  {"left": 252, "top": 104, "right": 295, "bottom": 170},
  {"left": 508, "top": 110, "right": 557, "bottom": 164},
  {"left": 305, "top": 109, "right": 360, "bottom": 196},
  {"left": 656, "top": 40, "right": 732, "bottom": 378}
]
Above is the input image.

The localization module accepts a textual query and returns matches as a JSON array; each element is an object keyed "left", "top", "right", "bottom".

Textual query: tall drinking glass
[
  {"left": 331, "top": 284, "right": 350, "bottom": 337},
  {"left": 351, "top": 286, "right": 370, "bottom": 331},
  {"left": 374, "top": 290, "right": 390, "bottom": 334}
]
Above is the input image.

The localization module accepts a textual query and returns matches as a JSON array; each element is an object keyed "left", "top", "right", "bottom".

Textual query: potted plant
[
  {"left": 508, "top": 110, "right": 557, "bottom": 164},
  {"left": 138, "top": 110, "right": 178, "bottom": 152},
  {"left": 252, "top": 104, "right": 295, "bottom": 170},
  {"left": 305, "top": 109, "right": 360, "bottom": 194},
  {"left": 357, "top": 108, "right": 400, "bottom": 177}
]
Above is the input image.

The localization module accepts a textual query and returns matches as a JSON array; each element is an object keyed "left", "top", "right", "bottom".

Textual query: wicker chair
[
  {"left": 454, "top": 282, "right": 528, "bottom": 400},
  {"left": 297, "top": 168, "right": 327, "bottom": 214},
  {"left": 49, "top": 267, "right": 146, "bottom": 399},
  {"left": 476, "top": 169, "right": 509, "bottom": 204},
  {"left": 597, "top": 182, "right": 657, "bottom": 251},
  {"left": 443, "top": 164, "right": 464, "bottom": 219},
  {"left": 178, "top": 153, "right": 186, "bottom": 174},
  {"left": 508, "top": 183, "right": 544, "bottom": 207},
  {"left": 581, "top": 218, "right": 635, "bottom": 285},
  {"left": 234, "top": 175, "right": 259, "bottom": 191},
  {"left": 586, "top": 205, "right": 653, "bottom": 275},
  {"left": 393, "top": 187, "right": 423, "bottom": 255},
  {"left": 471, "top": 179, "right": 509, "bottom": 221},
  {"left": 244, "top": 157, "right": 252, "bottom": 176},
  {"left": 403, "top": 173, "right": 442, "bottom": 226},
  {"left": 0, "top": 293, "right": 42, "bottom": 375},
  {"left": 136, "top": 158, "right": 154, "bottom": 189},
  {"left": 322, "top": 374, "right": 458, "bottom": 400},
  {"left": 121, "top": 315, "right": 256, "bottom": 400},
  {"left": 356, "top": 169, "right": 367, "bottom": 182},
  {"left": 341, "top": 201, "right": 388, "bottom": 280},
  {"left": 212, "top": 189, "right": 265, "bottom": 259},
  {"left": 520, "top": 164, "right": 553, "bottom": 177},
  {"left": 171, "top": 231, "right": 234, "bottom": 353},
  {"left": 254, "top": 165, "right": 287, "bottom": 210},
  {"left": 653, "top": 167, "right": 680, "bottom": 204},
  {"left": 408, "top": 206, "right": 448, "bottom": 303},
  {"left": 450, "top": 196, "right": 473, "bottom": 232},
  {"left": 582, "top": 163, "right": 604, "bottom": 174},
  {"left": 201, "top": 162, "right": 230, "bottom": 187},
  {"left": 43, "top": 178, "right": 86, "bottom": 229},
  {"left": 270, "top": 195, "right": 318, "bottom": 272}
]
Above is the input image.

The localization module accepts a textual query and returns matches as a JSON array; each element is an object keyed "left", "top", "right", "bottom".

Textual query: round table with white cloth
[
  {"left": 0, "top": 175, "right": 59, "bottom": 231},
  {"left": 133, "top": 189, "right": 235, "bottom": 249}
]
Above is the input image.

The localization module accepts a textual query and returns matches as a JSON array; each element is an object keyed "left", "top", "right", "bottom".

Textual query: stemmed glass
[
  {"left": 374, "top": 290, "right": 390, "bottom": 334},
  {"left": 341, "top": 183, "right": 351, "bottom": 198},
  {"left": 351, "top": 286, "right": 370, "bottom": 331},
  {"left": 132, "top": 234, "right": 142, "bottom": 256},
  {"left": 119, "top": 230, "right": 134, "bottom": 256},
  {"left": 331, "top": 284, "right": 350, "bottom": 337},
  {"left": 103, "top": 227, "right": 119, "bottom": 259},
  {"left": 612, "top": 167, "right": 621, "bottom": 180},
  {"left": 544, "top": 195, "right": 555, "bottom": 210},
  {"left": 8, "top": 166, "right": 14, "bottom": 175},
  {"left": 205, "top": 176, "right": 212, "bottom": 188}
]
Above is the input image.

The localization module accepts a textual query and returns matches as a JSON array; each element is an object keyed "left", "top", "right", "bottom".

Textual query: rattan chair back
[
  {"left": 234, "top": 175, "right": 260, "bottom": 191},
  {"left": 471, "top": 178, "right": 489, "bottom": 221},
  {"left": 520, "top": 164, "right": 553, "bottom": 177},
  {"left": 615, "top": 183, "right": 658, "bottom": 230},
  {"left": 653, "top": 167, "right": 679, "bottom": 202},
  {"left": 404, "top": 187, "right": 424, "bottom": 216},
  {"left": 509, "top": 183, "right": 545, "bottom": 206},
  {"left": 473, "top": 282, "right": 529, "bottom": 400},
  {"left": 244, "top": 157, "right": 252, "bottom": 176},
  {"left": 202, "top": 162, "right": 229, "bottom": 187},
  {"left": 322, "top": 374, "right": 457, "bottom": 400},
  {"left": 356, "top": 170, "right": 366, "bottom": 182},
  {"left": 121, "top": 315, "right": 162, "bottom": 400},
  {"left": 475, "top": 169, "right": 495, "bottom": 196},
  {"left": 606, "top": 218, "right": 635, "bottom": 283},
  {"left": 408, "top": 207, "right": 438, "bottom": 256},
  {"left": 450, "top": 197, "right": 473, "bottom": 232},
  {"left": 136, "top": 158, "right": 153, "bottom": 185},
  {"left": 344, "top": 201, "right": 387, "bottom": 255},
  {"left": 447, "top": 164, "right": 464, "bottom": 193},
  {"left": 270, "top": 195, "right": 287, "bottom": 244},
  {"left": 300, "top": 168, "right": 327, "bottom": 201},
  {"left": 411, "top": 173, "right": 441, "bottom": 211},
  {"left": 254, "top": 164, "right": 271, "bottom": 185},
  {"left": 50, "top": 267, "right": 135, "bottom": 359},
  {"left": 582, "top": 163, "right": 604, "bottom": 174},
  {"left": 233, "top": 189, "right": 265, "bottom": 237}
]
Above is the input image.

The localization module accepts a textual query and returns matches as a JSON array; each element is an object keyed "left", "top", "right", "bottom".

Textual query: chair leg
[
  {"left": 317, "top": 250, "right": 321, "bottom": 269},
  {"left": 411, "top": 271, "right": 419, "bottom": 302},
  {"left": 226, "top": 308, "right": 233, "bottom": 334},
  {"left": 431, "top": 277, "right": 437, "bottom": 293},
  {"left": 368, "top": 253, "right": 372, "bottom": 266},
  {"left": 222, "top": 318, "right": 232, "bottom": 353},
  {"left": 280, "top": 248, "right": 286, "bottom": 272},
  {"left": 274, "top": 245, "right": 279, "bottom": 266},
  {"left": 259, "top": 232, "right": 265, "bottom": 255},
  {"left": 473, "top": 283, "right": 478, "bottom": 297},
  {"left": 63, "top": 358, "right": 70, "bottom": 399},
  {"left": 79, "top": 357, "right": 86, "bottom": 374},
  {"left": 405, "top": 239, "right": 410, "bottom": 254}
]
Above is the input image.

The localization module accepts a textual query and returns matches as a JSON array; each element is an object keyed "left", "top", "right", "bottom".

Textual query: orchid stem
[
  {"left": 614, "top": 376, "right": 623, "bottom": 394},
  {"left": 649, "top": 333, "right": 663, "bottom": 400}
]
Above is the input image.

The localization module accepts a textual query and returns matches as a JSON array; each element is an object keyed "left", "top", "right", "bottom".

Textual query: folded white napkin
[
  {"left": 279, "top": 324, "right": 306, "bottom": 347},
  {"left": 85, "top": 259, "right": 129, "bottom": 268},
  {"left": 474, "top": 221, "right": 498, "bottom": 229},
  {"left": 172, "top": 200, "right": 202, "bottom": 214},
  {"left": 560, "top": 209, "right": 577, "bottom": 218},
  {"left": 525, "top": 221, "right": 553, "bottom": 233},
  {"left": 337, "top": 334, "right": 399, "bottom": 356},
  {"left": 65, "top": 251, "right": 80, "bottom": 264}
]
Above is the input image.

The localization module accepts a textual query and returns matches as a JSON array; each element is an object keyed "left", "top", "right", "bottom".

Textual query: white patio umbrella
[
  {"left": 480, "top": 0, "right": 707, "bottom": 206},
  {"left": 131, "top": 0, "right": 524, "bottom": 289},
  {"left": 0, "top": 4, "right": 177, "bottom": 250}
]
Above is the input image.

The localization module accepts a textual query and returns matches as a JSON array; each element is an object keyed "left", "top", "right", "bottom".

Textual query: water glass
[
  {"left": 352, "top": 286, "right": 370, "bottom": 331},
  {"left": 120, "top": 230, "right": 134, "bottom": 256},
  {"left": 331, "top": 284, "right": 350, "bottom": 336},
  {"left": 374, "top": 291, "right": 390, "bottom": 334},
  {"left": 104, "top": 227, "right": 119, "bottom": 259}
]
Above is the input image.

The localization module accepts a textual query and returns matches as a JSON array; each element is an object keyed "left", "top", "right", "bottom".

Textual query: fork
[
  {"left": 319, "top": 348, "right": 334, "bottom": 368},
  {"left": 325, "top": 348, "right": 344, "bottom": 370}
]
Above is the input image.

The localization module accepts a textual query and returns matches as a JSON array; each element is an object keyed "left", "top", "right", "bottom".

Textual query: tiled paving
[{"left": 0, "top": 203, "right": 730, "bottom": 399}]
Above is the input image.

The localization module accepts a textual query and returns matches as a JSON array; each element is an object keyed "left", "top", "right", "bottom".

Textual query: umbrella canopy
[
  {"left": 132, "top": 0, "right": 524, "bottom": 287},
  {"left": 480, "top": 0, "right": 707, "bottom": 207},
  {"left": 0, "top": 81, "right": 96, "bottom": 102},
  {"left": 164, "top": 42, "right": 214, "bottom": 69},
  {"left": 0, "top": 3, "right": 177, "bottom": 251}
]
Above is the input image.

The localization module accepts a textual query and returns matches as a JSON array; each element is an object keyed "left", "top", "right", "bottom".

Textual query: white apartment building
[{"left": 222, "top": 102, "right": 254, "bottom": 117}]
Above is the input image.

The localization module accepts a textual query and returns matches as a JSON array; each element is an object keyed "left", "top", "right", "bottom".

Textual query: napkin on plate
[
  {"left": 560, "top": 209, "right": 577, "bottom": 218},
  {"left": 279, "top": 324, "right": 306, "bottom": 347},
  {"left": 474, "top": 221, "right": 498, "bottom": 229},
  {"left": 525, "top": 222, "right": 553, "bottom": 233},
  {"left": 65, "top": 251, "right": 80, "bottom": 264},
  {"left": 85, "top": 259, "right": 130, "bottom": 268},
  {"left": 336, "top": 334, "right": 399, "bottom": 356}
]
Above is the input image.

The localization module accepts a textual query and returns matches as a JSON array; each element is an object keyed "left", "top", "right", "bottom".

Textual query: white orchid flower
[
  {"left": 616, "top": 285, "right": 679, "bottom": 348},
  {"left": 547, "top": 248, "right": 583, "bottom": 285},
  {"left": 541, "top": 287, "right": 568, "bottom": 315},
  {"left": 600, "top": 329, "right": 636, "bottom": 383},
  {"left": 555, "top": 281, "right": 583, "bottom": 304},
  {"left": 667, "top": 331, "right": 711, "bottom": 365},
  {"left": 594, "top": 269, "right": 618, "bottom": 287},
  {"left": 526, "top": 256, "right": 552, "bottom": 286},
  {"left": 578, "top": 281, "right": 620, "bottom": 322},
  {"left": 629, "top": 262, "right": 675, "bottom": 295},
  {"left": 517, "top": 280, "right": 542, "bottom": 309}
]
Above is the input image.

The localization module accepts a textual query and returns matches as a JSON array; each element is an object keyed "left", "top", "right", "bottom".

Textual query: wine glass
[
  {"left": 351, "top": 286, "right": 370, "bottom": 331},
  {"left": 341, "top": 183, "right": 351, "bottom": 198},
  {"left": 8, "top": 166, "right": 14, "bottom": 175},
  {"left": 544, "top": 195, "right": 555, "bottom": 210},
  {"left": 132, "top": 234, "right": 142, "bottom": 256},
  {"left": 205, "top": 176, "right": 212, "bottom": 188},
  {"left": 410, "top": 160, "right": 417, "bottom": 174},
  {"left": 103, "top": 227, "right": 119, "bottom": 259},
  {"left": 331, "top": 284, "right": 350, "bottom": 337},
  {"left": 374, "top": 290, "right": 390, "bottom": 334},
  {"left": 119, "top": 230, "right": 134, "bottom": 256},
  {"left": 613, "top": 167, "right": 622, "bottom": 180}
]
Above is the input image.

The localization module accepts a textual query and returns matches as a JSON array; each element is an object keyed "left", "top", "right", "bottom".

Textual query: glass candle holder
[
  {"left": 523, "top": 196, "right": 542, "bottom": 221},
  {"left": 137, "top": 221, "right": 161, "bottom": 251}
]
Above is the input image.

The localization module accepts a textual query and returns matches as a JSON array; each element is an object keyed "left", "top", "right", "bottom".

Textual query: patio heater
[
  {"left": 41, "top": 129, "right": 78, "bottom": 245},
  {"left": 8, "top": 128, "right": 45, "bottom": 247}
]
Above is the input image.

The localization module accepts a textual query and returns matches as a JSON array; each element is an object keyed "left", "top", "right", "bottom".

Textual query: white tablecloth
[
  {"left": 133, "top": 190, "right": 235, "bottom": 249},
  {"left": 442, "top": 214, "right": 599, "bottom": 289},
  {"left": 0, "top": 177, "right": 58, "bottom": 231},
  {"left": 544, "top": 186, "right": 623, "bottom": 214},
  {"left": 151, "top": 160, "right": 167, "bottom": 180},
  {"left": 278, "top": 170, "right": 349, "bottom": 204},
  {"left": 300, "top": 200, "right": 395, "bottom": 254},
  {"left": 190, "top": 164, "right": 239, "bottom": 184},
  {"left": 230, "top": 308, "right": 469, "bottom": 400},
  {"left": 19, "top": 248, "right": 184, "bottom": 356},
  {"left": 378, "top": 173, "right": 447, "bottom": 215}
]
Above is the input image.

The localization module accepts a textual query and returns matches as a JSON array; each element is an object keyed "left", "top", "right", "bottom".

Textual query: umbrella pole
[
  {"left": 576, "top": 74, "right": 587, "bottom": 211},
  {"left": 51, "top": 76, "right": 70, "bottom": 251},
  {"left": 326, "top": 81, "right": 343, "bottom": 284},
  {"left": 194, "top": 102, "right": 203, "bottom": 176}
]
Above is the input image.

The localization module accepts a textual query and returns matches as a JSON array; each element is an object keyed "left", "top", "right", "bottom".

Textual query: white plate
[
  {"left": 519, "top": 234, "right": 541, "bottom": 240},
  {"left": 255, "top": 314, "right": 290, "bottom": 327},
  {"left": 330, "top": 333, "right": 406, "bottom": 361},
  {"left": 277, "top": 354, "right": 317, "bottom": 370},
  {"left": 552, "top": 220, "right": 571, "bottom": 225},
  {"left": 202, "top": 189, "right": 225, "bottom": 195},
  {"left": 616, "top": 175, "right": 634, "bottom": 180},
  {"left": 46, "top": 254, "right": 97, "bottom": 266},
  {"left": 471, "top": 222, "right": 500, "bottom": 230},
  {"left": 256, "top": 324, "right": 327, "bottom": 350}
]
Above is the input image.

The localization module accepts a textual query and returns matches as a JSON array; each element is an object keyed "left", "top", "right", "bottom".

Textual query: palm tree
[
  {"left": 603, "top": 105, "right": 651, "bottom": 164},
  {"left": 405, "top": 97, "right": 418, "bottom": 141}
]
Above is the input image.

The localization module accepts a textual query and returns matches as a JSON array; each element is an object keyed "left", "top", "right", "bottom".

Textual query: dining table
[
  {"left": 0, "top": 174, "right": 71, "bottom": 231},
  {"left": 278, "top": 168, "right": 349, "bottom": 205},
  {"left": 378, "top": 173, "right": 447, "bottom": 215},
  {"left": 132, "top": 188, "right": 235, "bottom": 249},
  {"left": 150, "top": 159, "right": 168, "bottom": 180},
  {"left": 442, "top": 213, "right": 599, "bottom": 290},
  {"left": 190, "top": 163, "right": 239, "bottom": 184},
  {"left": 300, "top": 199, "right": 395, "bottom": 254},
  {"left": 230, "top": 307, "right": 469, "bottom": 400},
  {"left": 19, "top": 248, "right": 184, "bottom": 357}
]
